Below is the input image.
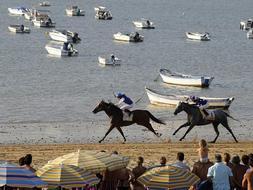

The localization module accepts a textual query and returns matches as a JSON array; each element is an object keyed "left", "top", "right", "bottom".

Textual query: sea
[{"left": 0, "top": 0, "right": 253, "bottom": 144}]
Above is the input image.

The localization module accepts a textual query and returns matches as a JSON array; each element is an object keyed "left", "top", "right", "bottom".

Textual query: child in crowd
[{"left": 197, "top": 139, "right": 209, "bottom": 163}]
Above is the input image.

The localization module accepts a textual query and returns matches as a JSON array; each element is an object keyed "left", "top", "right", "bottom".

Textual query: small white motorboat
[
  {"left": 247, "top": 29, "right": 253, "bottom": 39},
  {"left": 133, "top": 19, "right": 155, "bottom": 29},
  {"left": 186, "top": 32, "right": 210, "bottom": 41},
  {"left": 24, "top": 9, "right": 50, "bottom": 20},
  {"left": 48, "top": 29, "right": 81, "bottom": 43},
  {"left": 159, "top": 69, "right": 214, "bottom": 88},
  {"left": 94, "top": 6, "right": 112, "bottom": 20},
  {"left": 66, "top": 6, "right": 85, "bottom": 16},
  {"left": 145, "top": 87, "right": 234, "bottom": 109},
  {"left": 32, "top": 15, "right": 56, "bottom": 27},
  {"left": 98, "top": 55, "right": 121, "bottom": 65},
  {"left": 113, "top": 32, "right": 144, "bottom": 42},
  {"left": 240, "top": 19, "right": 253, "bottom": 30},
  {"left": 39, "top": 1, "right": 50, "bottom": 6},
  {"left": 8, "top": 25, "right": 30, "bottom": 33},
  {"left": 8, "top": 7, "right": 29, "bottom": 15},
  {"left": 45, "top": 42, "right": 78, "bottom": 57}
]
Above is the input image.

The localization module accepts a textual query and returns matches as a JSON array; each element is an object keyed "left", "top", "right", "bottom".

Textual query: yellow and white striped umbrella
[
  {"left": 36, "top": 164, "right": 99, "bottom": 188},
  {"left": 137, "top": 165, "right": 200, "bottom": 190},
  {"left": 48, "top": 150, "right": 129, "bottom": 173}
]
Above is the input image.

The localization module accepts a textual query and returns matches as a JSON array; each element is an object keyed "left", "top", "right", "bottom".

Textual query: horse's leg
[
  {"left": 173, "top": 122, "right": 190, "bottom": 135},
  {"left": 99, "top": 125, "right": 115, "bottom": 143},
  {"left": 179, "top": 124, "right": 195, "bottom": 141},
  {"left": 141, "top": 122, "right": 161, "bottom": 137},
  {"left": 210, "top": 122, "right": 220, "bottom": 143},
  {"left": 116, "top": 126, "right": 126, "bottom": 143},
  {"left": 221, "top": 121, "right": 238, "bottom": 143}
]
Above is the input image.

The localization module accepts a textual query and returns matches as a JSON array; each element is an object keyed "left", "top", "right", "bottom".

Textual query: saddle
[
  {"left": 122, "top": 109, "right": 133, "bottom": 121},
  {"left": 202, "top": 109, "right": 215, "bottom": 121}
]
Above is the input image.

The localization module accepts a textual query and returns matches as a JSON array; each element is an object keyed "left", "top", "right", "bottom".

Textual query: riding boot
[{"left": 124, "top": 109, "right": 131, "bottom": 117}]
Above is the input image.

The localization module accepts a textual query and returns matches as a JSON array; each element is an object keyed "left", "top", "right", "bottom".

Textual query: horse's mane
[{"left": 108, "top": 102, "right": 122, "bottom": 112}]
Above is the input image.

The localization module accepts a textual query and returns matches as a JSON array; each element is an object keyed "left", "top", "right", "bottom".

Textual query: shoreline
[{"left": 1, "top": 142, "right": 253, "bottom": 170}]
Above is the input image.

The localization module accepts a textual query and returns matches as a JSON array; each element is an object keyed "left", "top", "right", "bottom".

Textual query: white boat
[
  {"left": 113, "top": 32, "right": 144, "bottom": 42},
  {"left": 133, "top": 19, "right": 155, "bottom": 29},
  {"left": 240, "top": 19, "right": 253, "bottom": 30},
  {"left": 24, "top": 9, "right": 50, "bottom": 20},
  {"left": 8, "top": 7, "right": 29, "bottom": 15},
  {"left": 186, "top": 32, "right": 210, "bottom": 41},
  {"left": 98, "top": 55, "right": 121, "bottom": 65},
  {"left": 94, "top": 6, "right": 112, "bottom": 20},
  {"left": 39, "top": 1, "right": 50, "bottom": 6},
  {"left": 247, "top": 29, "right": 253, "bottom": 39},
  {"left": 66, "top": 6, "right": 85, "bottom": 16},
  {"left": 32, "top": 15, "right": 55, "bottom": 27},
  {"left": 145, "top": 87, "right": 234, "bottom": 109},
  {"left": 45, "top": 42, "right": 78, "bottom": 57},
  {"left": 8, "top": 25, "right": 30, "bottom": 33},
  {"left": 48, "top": 29, "right": 81, "bottom": 43},
  {"left": 159, "top": 69, "right": 214, "bottom": 88}
]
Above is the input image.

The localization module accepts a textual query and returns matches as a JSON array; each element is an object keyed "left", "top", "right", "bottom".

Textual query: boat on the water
[
  {"left": 45, "top": 42, "right": 78, "bottom": 57},
  {"left": 48, "top": 29, "right": 81, "bottom": 43},
  {"left": 32, "top": 15, "right": 55, "bottom": 27},
  {"left": 94, "top": 6, "right": 112, "bottom": 20},
  {"left": 186, "top": 32, "right": 210, "bottom": 41},
  {"left": 240, "top": 19, "right": 253, "bottom": 30},
  {"left": 159, "top": 69, "right": 214, "bottom": 88},
  {"left": 39, "top": 1, "right": 50, "bottom": 6},
  {"left": 98, "top": 55, "right": 121, "bottom": 65},
  {"left": 8, "top": 25, "right": 30, "bottom": 33},
  {"left": 113, "top": 32, "right": 144, "bottom": 42},
  {"left": 145, "top": 87, "right": 234, "bottom": 109},
  {"left": 66, "top": 6, "right": 85, "bottom": 16},
  {"left": 247, "top": 29, "right": 253, "bottom": 39},
  {"left": 8, "top": 7, "right": 29, "bottom": 16},
  {"left": 24, "top": 9, "right": 50, "bottom": 20},
  {"left": 132, "top": 19, "right": 155, "bottom": 29}
]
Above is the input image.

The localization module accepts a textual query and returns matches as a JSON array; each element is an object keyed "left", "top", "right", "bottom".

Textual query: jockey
[
  {"left": 115, "top": 92, "right": 134, "bottom": 115},
  {"left": 189, "top": 96, "right": 209, "bottom": 119}
]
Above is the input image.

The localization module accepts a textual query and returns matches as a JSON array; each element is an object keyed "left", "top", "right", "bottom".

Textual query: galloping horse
[
  {"left": 92, "top": 100, "right": 165, "bottom": 143},
  {"left": 173, "top": 101, "right": 238, "bottom": 143}
]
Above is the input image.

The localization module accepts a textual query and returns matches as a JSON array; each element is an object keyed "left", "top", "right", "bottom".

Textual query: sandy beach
[{"left": 1, "top": 142, "right": 253, "bottom": 170}]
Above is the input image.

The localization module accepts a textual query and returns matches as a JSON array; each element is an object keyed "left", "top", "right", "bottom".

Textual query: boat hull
[
  {"left": 145, "top": 87, "right": 234, "bottom": 109},
  {"left": 133, "top": 21, "right": 155, "bottom": 29},
  {"left": 33, "top": 20, "right": 56, "bottom": 27},
  {"left": 8, "top": 25, "right": 30, "bottom": 33},
  {"left": 98, "top": 56, "right": 121, "bottom": 65},
  {"left": 186, "top": 32, "right": 210, "bottom": 41},
  {"left": 159, "top": 69, "right": 213, "bottom": 87},
  {"left": 66, "top": 9, "right": 85, "bottom": 16},
  {"left": 113, "top": 32, "right": 144, "bottom": 42},
  {"left": 45, "top": 45, "right": 78, "bottom": 57}
]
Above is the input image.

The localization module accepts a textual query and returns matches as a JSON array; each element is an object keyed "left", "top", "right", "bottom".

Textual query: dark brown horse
[
  {"left": 92, "top": 100, "right": 165, "bottom": 143},
  {"left": 173, "top": 101, "right": 238, "bottom": 143}
]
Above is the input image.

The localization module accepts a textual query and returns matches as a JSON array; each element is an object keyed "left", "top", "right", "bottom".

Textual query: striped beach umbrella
[
  {"left": 36, "top": 164, "right": 99, "bottom": 188},
  {"left": 137, "top": 165, "right": 200, "bottom": 190},
  {"left": 48, "top": 150, "right": 129, "bottom": 173},
  {"left": 0, "top": 163, "right": 47, "bottom": 188}
]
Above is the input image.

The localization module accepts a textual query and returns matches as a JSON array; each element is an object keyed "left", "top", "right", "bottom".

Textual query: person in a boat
[
  {"left": 115, "top": 92, "right": 134, "bottom": 116},
  {"left": 111, "top": 54, "right": 115, "bottom": 64},
  {"left": 146, "top": 20, "right": 150, "bottom": 26},
  {"left": 20, "top": 24, "right": 24, "bottom": 31},
  {"left": 134, "top": 32, "right": 140, "bottom": 41},
  {"left": 67, "top": 43, "right": 74, "bottom": 52},
  {"left": 189, "top": 96, "right": 209, "bottom": 119}
]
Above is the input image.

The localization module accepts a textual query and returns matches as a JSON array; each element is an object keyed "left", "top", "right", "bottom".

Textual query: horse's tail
[
  {"left": 225, "top": 112, "right": 240, "bottom": 122},
  {"left": 148, "top": 111, "right": 166, "bottom": 125}
]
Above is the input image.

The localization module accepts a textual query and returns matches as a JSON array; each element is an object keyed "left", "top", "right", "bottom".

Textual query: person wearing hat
[
  {"left": 189, "top": 96, "right": 209, "bottom": 119},
  {"left": 207, "top": 154, "right": 233, "bottom": 190},
  {"left": 115, "top": 92, "right": 134, "bottom": 116}
]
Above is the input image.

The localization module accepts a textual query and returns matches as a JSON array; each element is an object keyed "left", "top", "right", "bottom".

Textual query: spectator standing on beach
[
  {"left": 130, "top": 157, "right": 147, "bottom": 190},
  {"left": 241, "top": 154, "right": 250, "bottom": 168},
  {"left": 242, "top": 158, "right": 253, "bottom": 190},
  {"left": 160, "top": 156, "right": 167, "bottom": 166},
  {"left": 18, "top": 157, "right": 25, "bottom": 166},
  {"left": 172, "top": 152, "right": 190, "bottom": 171},
  {"left": 207, "top": 154, "right": 233, "bottom": 190},
  {"left": 197, "top": 139, "right": 209, "bottom": 163},
  {"left": 231, "top": 155, "right": 248, "bottom": 190},
  {"left": 224, "top": 153, "right": 233, "bottom": 169},
  {"left": 23, "top": 154, "right": 36, "bottom": 173}
]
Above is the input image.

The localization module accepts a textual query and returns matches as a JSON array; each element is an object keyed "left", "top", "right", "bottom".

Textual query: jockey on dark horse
[
  {"left": 115, "top": 92, "right": 133, "bottom": 117},
  {"left": 189, "top": 96, "right": 209, "bottom": 120}
]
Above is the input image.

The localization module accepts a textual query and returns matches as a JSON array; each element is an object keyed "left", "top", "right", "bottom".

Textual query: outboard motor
[{"left": 72, "top": 33, "right": 79, "bottom": 43}]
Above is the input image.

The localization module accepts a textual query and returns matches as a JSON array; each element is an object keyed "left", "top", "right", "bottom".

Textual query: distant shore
[{"left": 1, "top": 142, "right": 253, "bottom": 170}]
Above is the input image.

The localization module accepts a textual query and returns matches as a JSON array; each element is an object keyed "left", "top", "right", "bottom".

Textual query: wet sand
[{"left": 1, "top": 142, "right": 253, "bottom": 170}]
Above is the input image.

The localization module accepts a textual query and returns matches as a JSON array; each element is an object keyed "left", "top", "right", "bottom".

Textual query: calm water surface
[{"left": 0, "top": 0, "right": 253, "bottom": 143}]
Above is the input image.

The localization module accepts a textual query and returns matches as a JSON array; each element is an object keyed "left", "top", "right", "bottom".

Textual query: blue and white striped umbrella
[{"left": 0, "top": 162, "right": 47, "bottom": 188}]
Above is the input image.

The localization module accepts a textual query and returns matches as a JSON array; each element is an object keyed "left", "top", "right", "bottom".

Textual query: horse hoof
[
  {"left": 173, "top": 133, "right": 176, "bottom": 136},
  {"left": 99, "top": 140, "right": 102, "bottom": 144},
  {"left": 122, "top": 141, "right": 126, "bottom": 144},
  {"left": 179, "top": 138, "right": 183, "bottom": 141},
  {"left": 209, "top": 141, "right": 215, "bottom": 144},
  {"left": 156, "top": 133, "right": 162, "bottom": 137}
]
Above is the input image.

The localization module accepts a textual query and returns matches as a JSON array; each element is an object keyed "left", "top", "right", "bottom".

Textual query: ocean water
[{"left": 0, "top": 0, "right": 253, "bottom": 144}]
